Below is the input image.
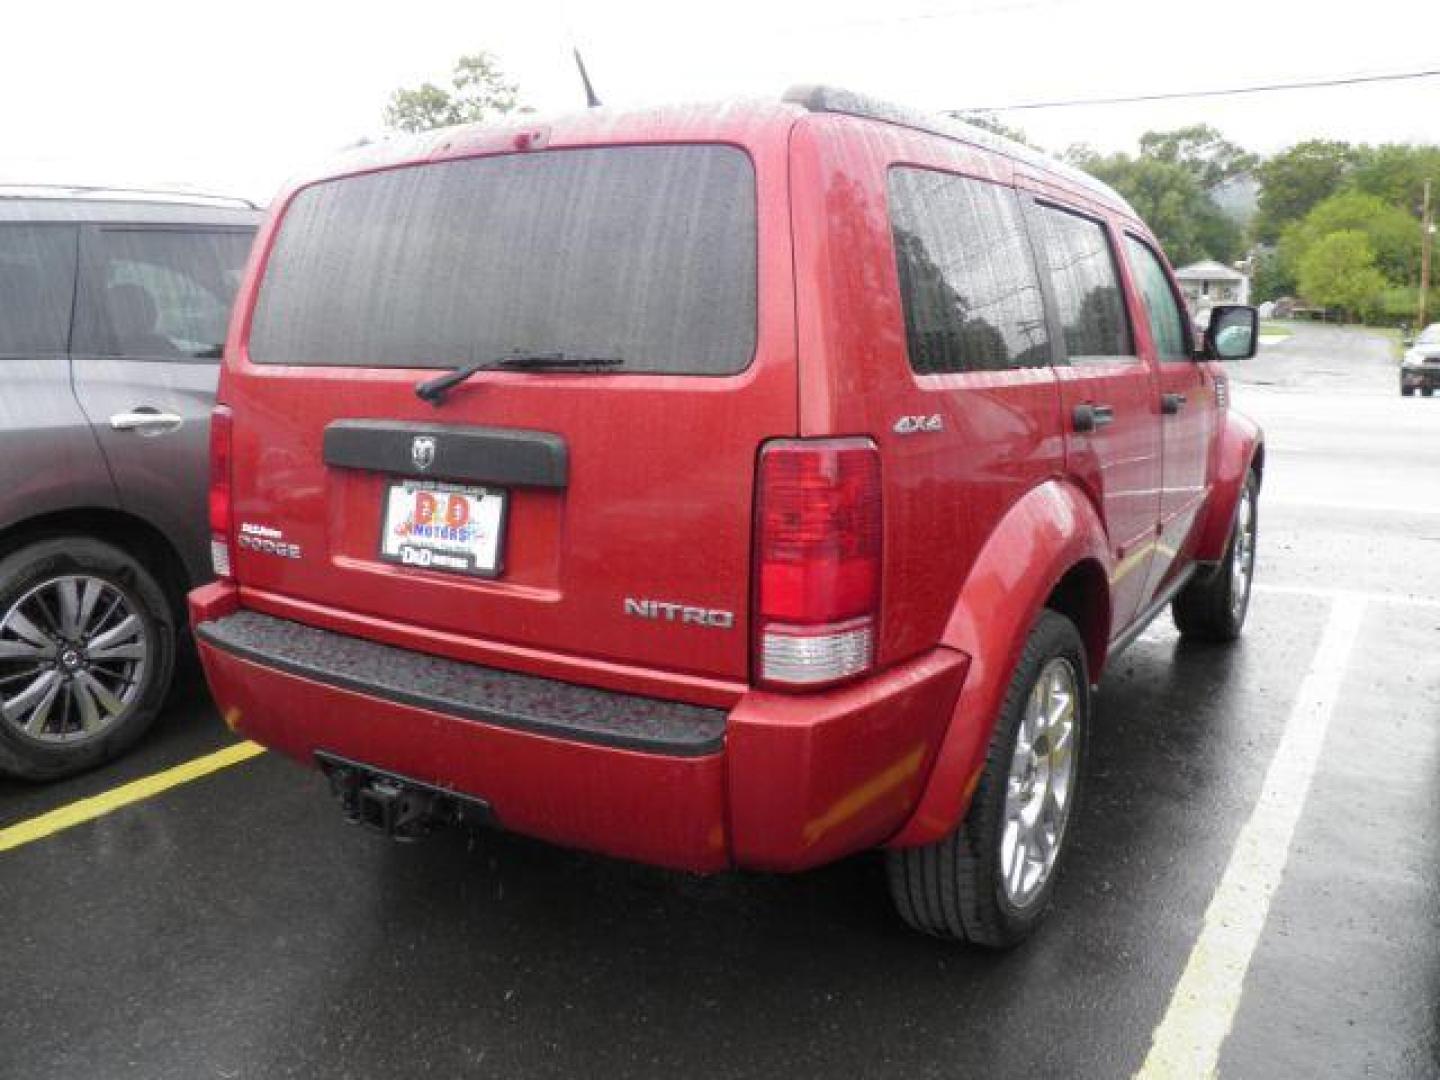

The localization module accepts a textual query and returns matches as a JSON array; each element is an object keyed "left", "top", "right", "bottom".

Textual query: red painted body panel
[
  {"left": 1191, "top": 405, "right": 1265, "bottom": 562},
  {"left": 887, "top": 481, "right": 1111, "bottom": 847},
  {"left": 219, "top": 109, "right": 802, "bottom": 687},
  {"left": 788, "top": 116, "right": 1068, "bottom": 669},
  {"left": 196, "top": 627, "right": 732, "bottom": 872},
  {"left": 195, "top": 97, "right": 1259, "bottom": 873},
  {"left": 192, "top": 585, "right": 967, "bottom": 871},
  {"left": 727, "top": 648, "right": 968, "bottom": 869}
]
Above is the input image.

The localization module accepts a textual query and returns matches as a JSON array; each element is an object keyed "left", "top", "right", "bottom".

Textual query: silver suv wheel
[
  {"left": 1000, "top": 656, "right": 1079, "bottom": 909},
  {"left": 1230, "top": 489, "right": 1256, "bottom": 619},
  {"left": 0, "top": 575, "right": 150, "bottom": 744}
]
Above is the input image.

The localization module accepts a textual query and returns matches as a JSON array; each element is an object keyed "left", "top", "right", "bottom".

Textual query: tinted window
[
  {"left": 1033, "top": 206, "right": 1132, "bottom": 362},
  {"left": 1125, "top": 237, "right": 1189, "bottom": 361},
  {"left": 250, "top": 146, "right": 757, "bottom": 375},
  {"left": 78, "top": 229, "right": 253, "bottom": 359},
  {"left": 0, "top": 225, "right": 77, "bottom": 355},
  {"left": 888, "top": 168, "right": 1049, "bottom": 374}
]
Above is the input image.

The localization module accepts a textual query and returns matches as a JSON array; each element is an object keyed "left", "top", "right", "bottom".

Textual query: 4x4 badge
[
  {"left": 411, "top": 436, "right": 437, "bottom": 471},
  {"left": 893, "top": 414, "right": 943, "bottom": 435}
]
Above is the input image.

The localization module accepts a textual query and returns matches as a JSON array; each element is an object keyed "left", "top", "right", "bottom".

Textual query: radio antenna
[{"left": 573, "top": 47, "right": 602, "bottom": 108}]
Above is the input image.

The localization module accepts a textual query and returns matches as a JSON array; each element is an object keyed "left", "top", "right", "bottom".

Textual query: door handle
[
  {"left": 1161, "top": 392, "right": 1188, "bottom": 415},
  {"left": 110, "top": 409, "right": 183, "bottom": 434},
  {"left": 1072, "top": 403, "right": 1114, "bottom": 433}
]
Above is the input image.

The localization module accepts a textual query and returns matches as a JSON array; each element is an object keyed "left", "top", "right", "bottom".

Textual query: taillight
[
  {"left": 754, "top": 438, "right": 881, "bottom": 689},
  {"left": 209, "top": 405, "right": 234, "bottom": 579}
]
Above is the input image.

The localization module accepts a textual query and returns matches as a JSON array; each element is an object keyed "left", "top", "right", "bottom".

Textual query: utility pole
[{"left": 1420, "top": 178, "right": 1433, "bottom": 328}]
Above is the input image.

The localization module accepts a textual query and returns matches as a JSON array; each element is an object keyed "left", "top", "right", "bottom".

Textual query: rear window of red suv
[{"left": 248, "top": 145, "right": 757, "bottom": 375}]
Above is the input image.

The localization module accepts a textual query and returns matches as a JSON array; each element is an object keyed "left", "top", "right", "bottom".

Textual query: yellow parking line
[{"left": 0, "top": 741, "right": 266, "bottom": 855}]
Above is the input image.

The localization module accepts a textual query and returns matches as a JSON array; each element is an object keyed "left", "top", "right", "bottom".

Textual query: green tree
[
  {"left": 1079, "top": 153, "right": 1242, "bottom": 265},
  {"left": 1253, "top": 139, "right": 1359, "bottom": 242},
  {"left": 1138, "top": 124, "right": 1256, "bottom": 188},
  {"left": 1066, "top": 128, "right": 1252, "bottom": 265},
  {"left": 1282, "top": 190, "right": 1420, "bottom": 284},
  {"left": 1349, "top": 144, "right": 1440, "bottom": 218},
  {"left": 1249, "top": 248, "right": 1295, "bottom": 303},
  {"left": 1297, "top": 230, "right": 1387, "bottom": 319},
  {"left": 385, "top": 52, "right": 526, "bottom": 133}
]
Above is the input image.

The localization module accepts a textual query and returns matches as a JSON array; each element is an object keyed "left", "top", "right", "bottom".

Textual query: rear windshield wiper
[{"left": 415, "top": 352, "right": 625, "bottom": 405}]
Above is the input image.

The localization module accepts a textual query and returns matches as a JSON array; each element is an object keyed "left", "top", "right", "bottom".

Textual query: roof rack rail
[
  {"left": 781, "top": 84, "right": 1134, "bottom": 216},
  {"left": 0, "top": 183, "right": 261, "bottom": 210}
]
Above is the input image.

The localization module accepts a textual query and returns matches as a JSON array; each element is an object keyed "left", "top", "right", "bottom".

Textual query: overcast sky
[{"left": 4, "top": 0, "right": 1437, "bottom": 202}]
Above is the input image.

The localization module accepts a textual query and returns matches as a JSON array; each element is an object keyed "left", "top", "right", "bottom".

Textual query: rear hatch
[{"left": 221, "top": 141, "right": 796, "bottom": 687}]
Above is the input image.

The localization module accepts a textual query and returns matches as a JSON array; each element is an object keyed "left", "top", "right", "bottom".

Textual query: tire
[
  {"left": 886, "top": 610, "right": 1089, "bottom": 948},
  {"left": 1424, "top": 388, "right": 1435, "bottom": 398},
  {"left": 0, "top": 537, "right": 176, "bottom": 780},
  {"left": 1173, "top": 471, "right": 1258, "bottom": 643},
  {"left": 1401, "top": 386, "right": 1414, "bottom": 397}
]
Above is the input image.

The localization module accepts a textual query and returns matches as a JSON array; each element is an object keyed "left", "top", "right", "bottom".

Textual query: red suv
[{"left": 192, "top": 88, "right": 1262, "bottom": 947}]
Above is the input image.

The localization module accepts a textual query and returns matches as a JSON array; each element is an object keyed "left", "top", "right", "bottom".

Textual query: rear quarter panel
[{"left": 787, "top": 115, "right": 1068, "bottom": 670}]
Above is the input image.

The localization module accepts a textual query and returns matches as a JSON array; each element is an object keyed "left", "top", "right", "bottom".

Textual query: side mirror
[{"left": 1204, "top": 304, "right": 1259, "bottom": 361}]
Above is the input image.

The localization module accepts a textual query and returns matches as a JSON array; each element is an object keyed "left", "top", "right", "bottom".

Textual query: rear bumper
[{"left": 191, "top": 583, "right": 968, "bottom": 872}]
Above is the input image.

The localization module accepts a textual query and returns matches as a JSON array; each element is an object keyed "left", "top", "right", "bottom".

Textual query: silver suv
[{"left": 0, "top": 187, "right": 258, "bottom": 778}]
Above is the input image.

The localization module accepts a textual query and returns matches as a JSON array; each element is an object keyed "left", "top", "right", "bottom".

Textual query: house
[{"left": 1175, "top": 259, "right": 1250, "bottom": 313}]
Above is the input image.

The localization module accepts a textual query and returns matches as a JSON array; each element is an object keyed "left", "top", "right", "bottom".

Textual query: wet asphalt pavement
[{"left": 2, "top": 320, "right": 1438, "bottom": 1079}]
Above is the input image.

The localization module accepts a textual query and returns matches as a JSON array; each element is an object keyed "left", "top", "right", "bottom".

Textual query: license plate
[{"left": 379, "top": 480, "right": 506, "bottom": 577}]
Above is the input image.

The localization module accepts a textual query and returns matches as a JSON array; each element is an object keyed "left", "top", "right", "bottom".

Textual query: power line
[
  {"left": 767, "top": 0, "right": 1078, "bottom": 38},
  {"left": 812, "top": 0, "right": 1073, "bottom": 29},
  {"left": 958, "top": 67, "right": 1440, "bottom": 112}
]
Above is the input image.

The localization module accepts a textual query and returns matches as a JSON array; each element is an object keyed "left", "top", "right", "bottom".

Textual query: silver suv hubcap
[
  {"left": 1000, "top": 657, "right": 1079, "bottom": 909},
  {"left": 0, "top": 575, "right": 148, "bottom": 744},
  {"left": 1231, "top": 491, "right": 1256, "bottom": 617}
]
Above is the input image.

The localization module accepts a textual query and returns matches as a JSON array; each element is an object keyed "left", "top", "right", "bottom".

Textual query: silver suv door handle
[{"left": 110, "top": 410, "right": 183, "bottom": 434}]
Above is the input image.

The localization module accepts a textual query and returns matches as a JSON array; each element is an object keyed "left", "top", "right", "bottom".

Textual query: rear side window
[
  {"left": 1124, "top": 236, "right": 1189, "bottom": 361},
  {"left": 888, "top": 168, "right": 1049, "bottom": 374},
  {"left": 1032, "top": 205, "right": 1132, "bottom": 363},
  {"left": 0, "top": 225, "right": 77, "bottom": 355},
  {"left": 77, "top": 228, "right": 254, "bottom": 359},
  {"left": 250, "top": 145, "right": 758, "bottom": 375}
]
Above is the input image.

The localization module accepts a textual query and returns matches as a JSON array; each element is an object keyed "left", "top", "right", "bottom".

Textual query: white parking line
[
  {"left": 1256, "top": 582, "right": 1440, "bottom": 609},
  {"left": 1136, "top": 594, "right": 1367, "bottom": 1079},
  {"left": 1264, "top": 496, "right": 1440, "bottom": 517}
]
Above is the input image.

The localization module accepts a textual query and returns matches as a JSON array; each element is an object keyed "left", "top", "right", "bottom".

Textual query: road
[{"left": 2, "top": 320, "right": 1437, "bottom": 1079}]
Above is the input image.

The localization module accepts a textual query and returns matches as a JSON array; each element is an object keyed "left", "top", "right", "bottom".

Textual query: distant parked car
[
  {"left": 0, "top": 187, "right": 259, "bottom": 779},
  {"left": 1400, "top": 323, "right": 1440, "bottom": 397}
]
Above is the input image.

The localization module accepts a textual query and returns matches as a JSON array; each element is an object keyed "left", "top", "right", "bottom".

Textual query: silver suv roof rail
[
  {"left": 0, "top": 183, "right": 261, "bottom": 210},
  {"left": 781, "top": 84, "right": 1135, "bottom": 217}
]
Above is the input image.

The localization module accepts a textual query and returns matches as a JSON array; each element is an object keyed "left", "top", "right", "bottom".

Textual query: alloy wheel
[
  {"left": 1000, "top": 656, "right": 1079, "bottom": 909},
  {"left": 0, "top": 575, "right": 149, "bottom": 744},
  {"left": 1231, "top": 490, "right": 1256, "bottom": 618}
]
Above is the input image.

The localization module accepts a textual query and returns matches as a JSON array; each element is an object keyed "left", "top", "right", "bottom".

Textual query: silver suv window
[
  {"left": 0, "top": 225, "right": 77, "bottom": 355},
  {"left": 249, "top": 145, "right": 758, "bottom": 375},
  {"left": 76, "top": 228, "right": 254, "bottom": 360}
]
